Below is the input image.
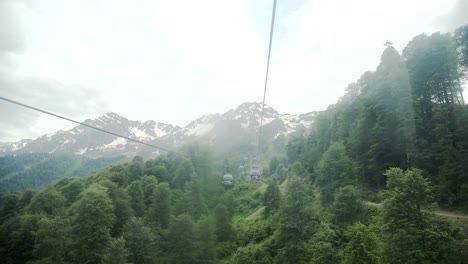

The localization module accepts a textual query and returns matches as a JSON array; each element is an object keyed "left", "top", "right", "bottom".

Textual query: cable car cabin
[
  {"left": 222, "top": 173, "right": 234, "bottom": 186},
  {"left": 239, "top": 165, "right": 245, "bottom": 176},
  {"left": 250, "top": 168, "right": 260, "bottom": 180}
]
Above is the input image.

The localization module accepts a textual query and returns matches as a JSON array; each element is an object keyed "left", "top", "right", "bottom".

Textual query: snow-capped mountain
[{"left": 0, "top": 102, "right": 320, "bottom": 158}]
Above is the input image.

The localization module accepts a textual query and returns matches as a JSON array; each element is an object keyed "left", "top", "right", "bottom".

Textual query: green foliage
[
  {"left": 123, "top": 217, "right": 159, "bottom": 264},
  {"left": 263, "top": 180, "right": 280, "bottom": 217},
  {"left": 172, "top": 159, "right": 197, "bottom": 189},
  {"left": 0, "top": 153, "right": 124, "bottom": 193},
  {"left": 193, "top": 216, "right": 216, "bottom": 264},
  {"left": 304, "top": 222, "right": 342, "bottom": 264},
  {"left": 145, "top": 162, "right": 170, "bottom": 183},
  {"left": 404, "top": 33, "right": 461, "bottom": 106},
  {"left": 235, "top": 219, "right": 272, "bottom": 247},
  {"left": 173, "top": 181, "right": 209, "bottom": 220},
  {"left": 275, "top": 175, "right": 317, "bottom": 263},
  {"left": 0, "top": 193, "right": 21, "bottom": 223},
  {"left": 33, "top": 216, "right": 72, "bottom": 263},
  {"left": 101, "top": 181, "right": 134, "bottom": 236},
  {"left": 343, "top": 223, "right": 382, "bottom": 264},
  {"left": 165, "top": 214, "right": 195, "bottom": 264},
  {"left": 70, "top": 184, "right": 115, "bottom": 264},
  {"left": 102, "top": 237, "right": 130, "bottom": 264},
  {"left": 27, "top": 188, "right": 66, "bottom": 216},
  {"left": 316, "top": 142, "right": 357, "bottom": 205},
  {"left": 0, "top": 214, "right": 41, "bottom": 263},
  {"left": 139, "top": 175, "right": 159, "bottom": 210},
  {"left": 53, "top": 177, "right": 85, "bottom": 204},
  {"left": 147, "top": 182, "right": 171, "bottom": 229},
  {"left": 455, "top": 24, "right": 468, "bottom": 73},
  {"left": 127, "top": 156, "right": 145, "bottom": 182},
  {"left": 231, "top": 242, "right": 272, "bottom": 264},
  {"left": 123, "top": 217, "right": 158, "bottom": 264},
  {"left": 382, "top": 168, "right": 461, "bottom": 263},
  {"left": 215, "top": 204, "right": 233, "bottom": 242},
  {"left": 108, "top": 164, "right": 129, "bottom": 187},
  {"left": 126, "top": 181, "right": 145, "bottom": 217},
  {"left": 331, "top": 185, "right": 364, "bottom": 226}
]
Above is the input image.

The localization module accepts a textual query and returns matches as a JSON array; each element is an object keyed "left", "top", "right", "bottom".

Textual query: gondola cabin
[
  {"left": 222, "top": 173, "right": 234, "bottom": 186},
  {"left": 250, "top": 165, "right": 260, "bottom": 180}
]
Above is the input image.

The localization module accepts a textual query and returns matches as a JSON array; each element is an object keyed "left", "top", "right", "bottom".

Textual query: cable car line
[
  {"left": 245, "top": 0, "right": 278, "bottom": 182},
  {"left": 0, "top": 96, "right": 187, "bottom": 157},
  {"left": 256, "top": 0, "right": 278, "bottom": 161}
]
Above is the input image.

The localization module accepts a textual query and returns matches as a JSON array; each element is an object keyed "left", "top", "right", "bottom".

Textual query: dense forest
[
  {"left": 1, "top": 25, "right": 468, "bottom": 263},
  {"left": 0, "top": 153, "right": 126, "bottom": 193},
  {"left": 288, "top": 24, "right": 468, "bottom": 210}
]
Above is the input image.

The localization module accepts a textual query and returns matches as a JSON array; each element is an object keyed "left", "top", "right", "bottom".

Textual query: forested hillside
[
  {"left": 1, "top": 25, "right": 468, "bottom": 264},
  {"left": 0, "top": 145, "right": 466, "bottom": 264},
  {"left": 0, "top": 153, "right": 126, "bottom": 193},
  {"left": 288, "top": 24, "right": 468, "bottom": 210}
]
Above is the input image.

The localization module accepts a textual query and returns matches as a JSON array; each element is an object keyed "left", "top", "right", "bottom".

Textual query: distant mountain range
[{"left": 0, "top": 102, "right": 320, "bottom": 158}]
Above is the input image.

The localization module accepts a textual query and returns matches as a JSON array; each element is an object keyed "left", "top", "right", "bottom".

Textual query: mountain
[{"left": 0, "top": 102, "right": 320, "bottom": 158}]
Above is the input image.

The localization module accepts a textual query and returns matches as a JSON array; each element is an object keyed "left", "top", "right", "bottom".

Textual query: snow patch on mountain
[
  {"left": 281, "top": 114, "right": 299, "bottom": 128},
  {"left": 75, "top": 147, "right": 88, "bottom": 155},
  {"left": 49, "top": 145, "right": 59, "bottom": 153},
  {"left": 5, "top": 139, "right": 32, "bottom": 152},
  {"left": 62, "top": 139, "right": 74, "bottom": 145},
  {"left": 130, "top": 127, "right": 151, "bottom": 139},
  {"left": 153, "top": 127, "right": 169, "bottom": 137},
  {"left": 261, "top": 116, "right": 275, "bottom": 126},
  {"left": 98, "top": 138, "right": 127, "bottom": 150}
]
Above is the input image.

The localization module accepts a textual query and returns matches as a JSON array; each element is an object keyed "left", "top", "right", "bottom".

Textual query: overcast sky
[{"left": 1, "top": 0, "right": 467, "bottom": 142}]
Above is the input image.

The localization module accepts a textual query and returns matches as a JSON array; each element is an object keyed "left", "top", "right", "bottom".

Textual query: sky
[{"left": 0, "top": 0, "right": 467, "bottom": 142}]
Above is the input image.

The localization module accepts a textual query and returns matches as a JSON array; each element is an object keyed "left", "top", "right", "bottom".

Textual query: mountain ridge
[{"left": 1, "top": 102, "right": 321, "bottom": 158}]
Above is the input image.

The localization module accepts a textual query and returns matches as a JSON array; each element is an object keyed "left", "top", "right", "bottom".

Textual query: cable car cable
[
  {"left": 256, "top": 0, "right": 278, "bottom": 161},
  {"left": 0, "top": 96, "right": 187, "bottom": 157}
]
